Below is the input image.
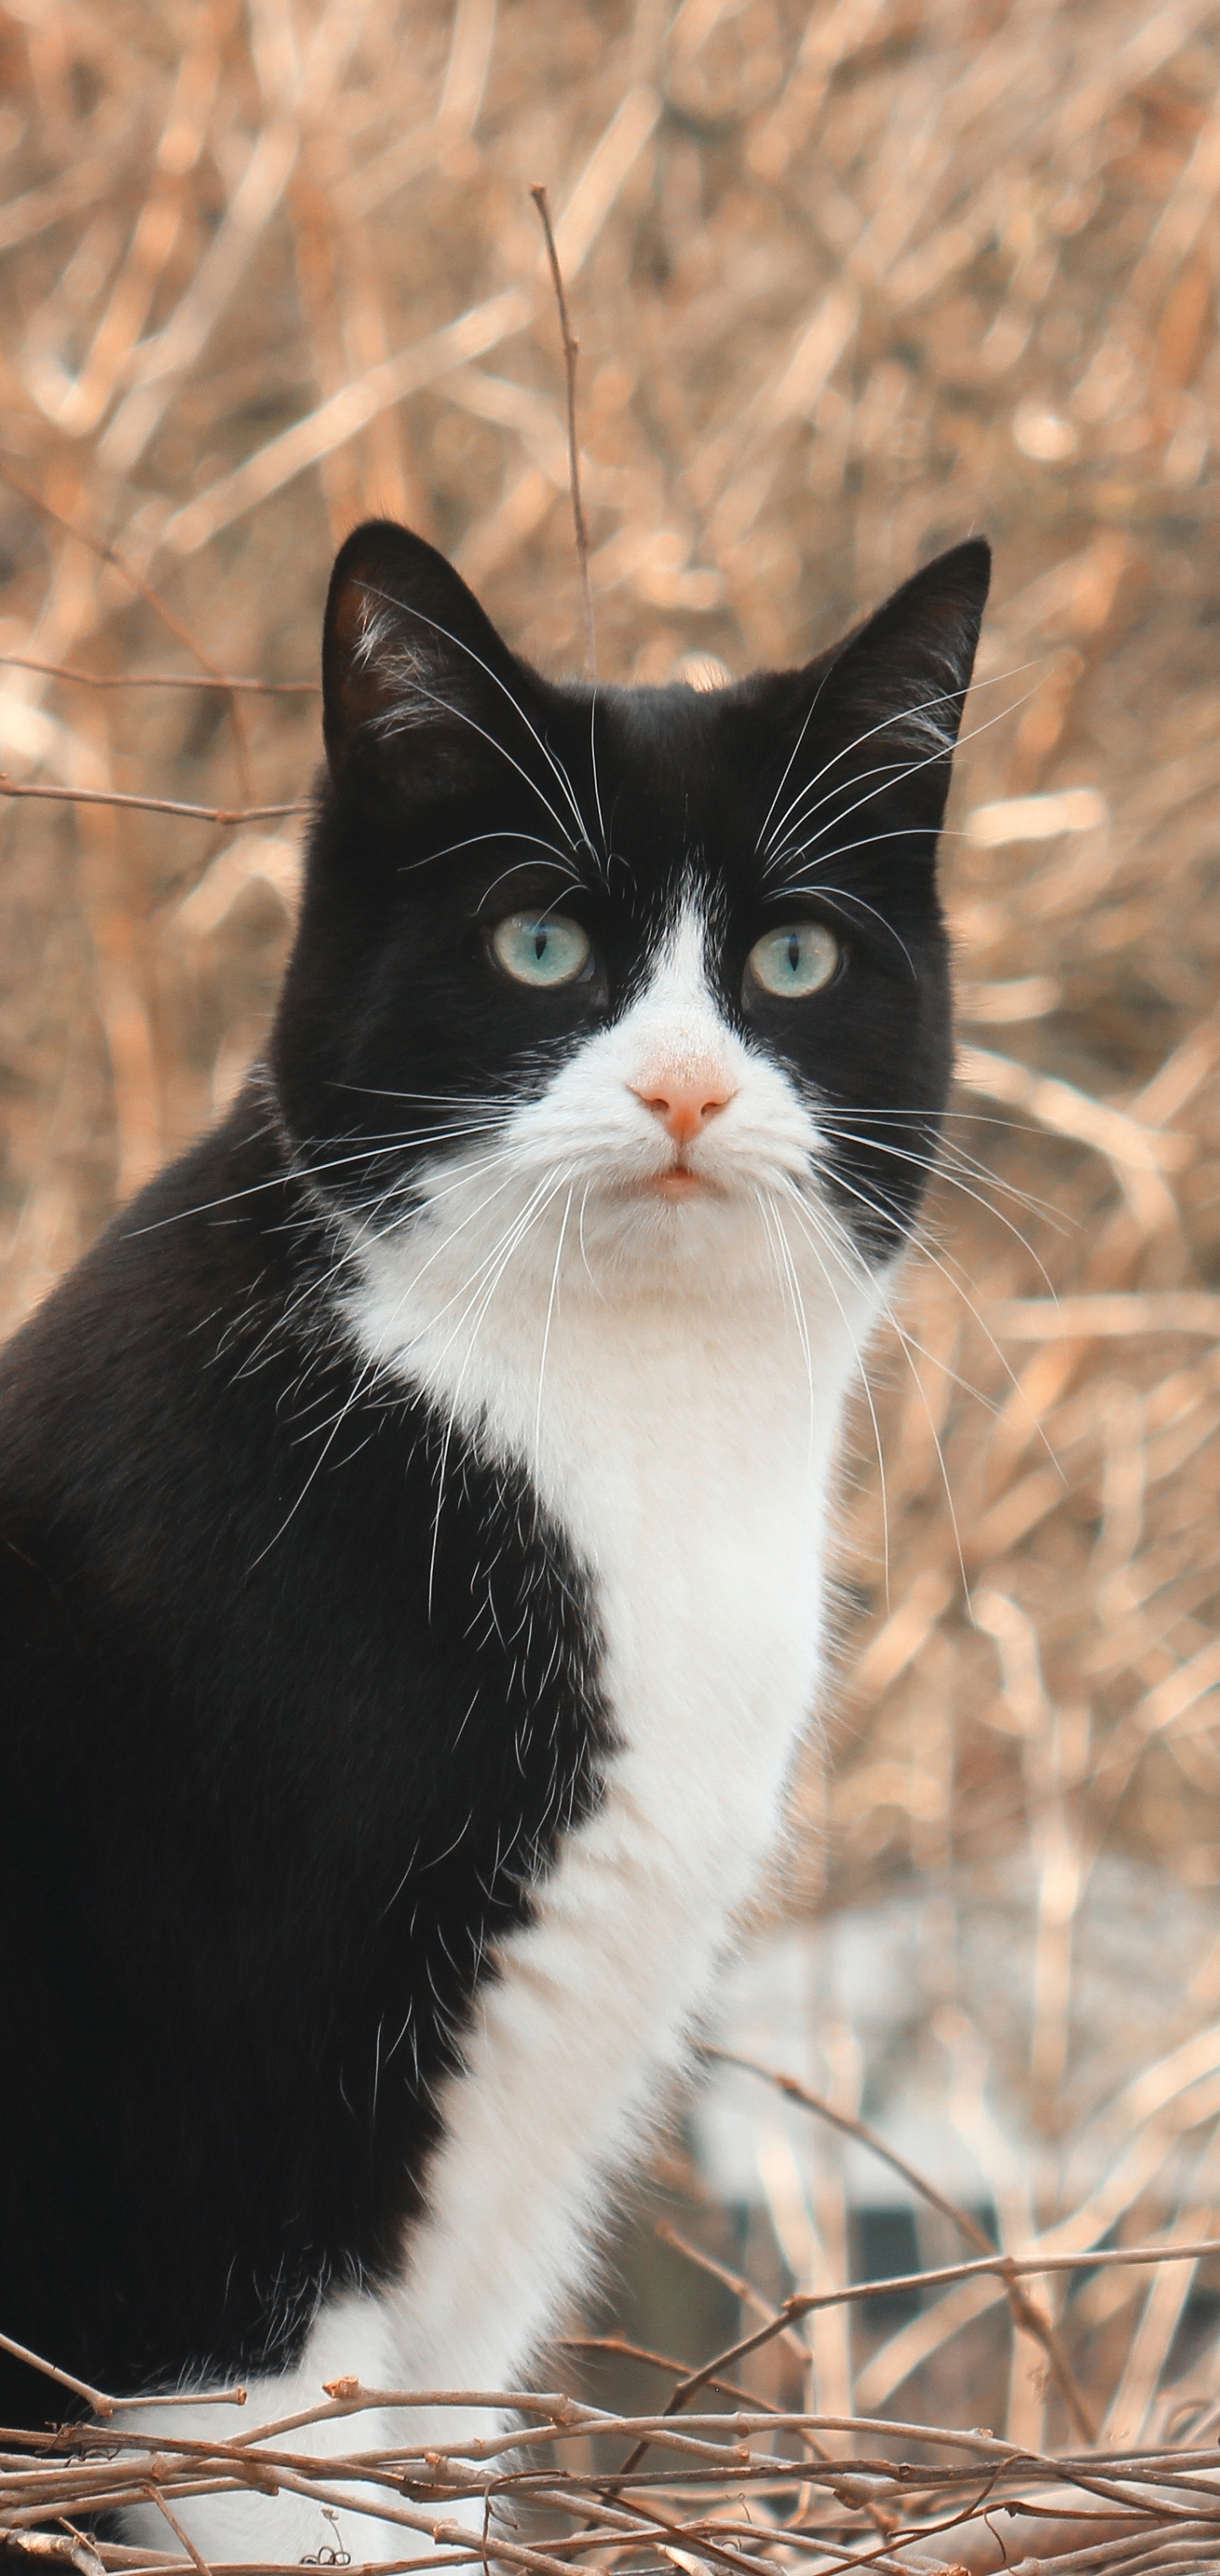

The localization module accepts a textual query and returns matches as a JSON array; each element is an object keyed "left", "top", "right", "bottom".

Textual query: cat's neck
[{"left": 344, "top": 1196, "right": 883, "bottom": 1547}]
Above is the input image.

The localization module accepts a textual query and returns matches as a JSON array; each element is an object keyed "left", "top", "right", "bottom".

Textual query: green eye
[
  {"left": 490, "top": 912, "right": 592, "bottom": 988},
  {"left": 747, "top": 922, "right": 840, "bottom": 999}
]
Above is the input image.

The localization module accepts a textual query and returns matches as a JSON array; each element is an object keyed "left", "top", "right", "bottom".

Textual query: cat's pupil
[
  {"left": 490, "top": 909, "right": 591, "bottom": 987},
  {"left": 746, "top": 920, "right": 839, "bottom": 999}
]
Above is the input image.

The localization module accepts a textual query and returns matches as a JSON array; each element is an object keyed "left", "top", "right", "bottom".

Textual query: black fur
[{"left": 0, "top": 522, "right": 988, "bottom": 2426}]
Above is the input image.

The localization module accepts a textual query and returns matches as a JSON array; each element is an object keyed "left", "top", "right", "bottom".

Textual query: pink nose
[{"left": 629, "top": 1069, "right": 738, "bottom": 1146}]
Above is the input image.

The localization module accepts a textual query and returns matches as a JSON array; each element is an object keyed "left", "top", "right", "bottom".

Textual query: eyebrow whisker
[
  {"left": 360, "top": 583, "right": 598, "bottom": 862},
  {"left": 781, "top": 882, "right": 918, "bottom": 976},
  {"left": 760, "top": 656, "right": 1039, "bottom": 860},
  {"left": 400, "top": 828, "right": 585, "bottom": 878},
  {"left": 767, "top": 683, "right": 1040, "bottom": 870}
]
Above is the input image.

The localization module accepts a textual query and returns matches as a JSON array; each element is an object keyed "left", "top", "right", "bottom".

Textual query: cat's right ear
[{"left": 322, "top": 519, "right": 525, "bottom": 799}]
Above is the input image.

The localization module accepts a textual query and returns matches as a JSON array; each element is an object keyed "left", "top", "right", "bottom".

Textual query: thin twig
[
  {"left": 555, "top": 2336, "right": 785, "bottom": 2412},
  {"left": 0, "top": 777, "right": 308, "bottom": 826},
  {"left": 653, "top": 2220, "right": 816, "bottom": 2363},
  {"left": 0, "top": 466, "right": 256, "bottom": 799},
  {"left": 705, "top": 2048, "right": 1098, "bottom": 2441},
  {"left": 530, "top": 183, "right": 596, "bottom": 680},
  {"left": 648, "top": 2227, "right": 896, "bottom": 2534},
  {"left": 137, "top": 2488, "right": 214, "bottom": 2576},
  {"left": 612, "top": 2238, "right": 1220, "bottom": 2477},
  {"left": 0, "top": 656, "right": 318, "bottom": 695},
  {"left": 0, "top": 2330, "right": 115, "bottom": 2423}
]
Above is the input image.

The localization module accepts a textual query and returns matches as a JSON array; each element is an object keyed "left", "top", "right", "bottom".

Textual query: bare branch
[
  {"left": 530, "top": 183, "right": 596, "bottom": 680},
  {"left": 0, "top": 2327, "right": 115, "bottom": 2423},
  {"left": 0, "top": 777, "right": 309, "bottom": 827},
  {"left": 1, "top": 2345, "right": 1219, "bottom": 2576},
  {"left": 0, "top": 465, "right": 257, "bottom": 798},
  {"left": 0, "top": 657, "right": 317, "bottom": 696},
  {"left": 705, "top": 2048, "right": 1098, "bottom": 2441}
]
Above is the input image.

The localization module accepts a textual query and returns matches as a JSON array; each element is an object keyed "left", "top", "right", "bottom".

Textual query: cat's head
[{"left": 272, "top": 521, "right": 988, "bottom": 1329}]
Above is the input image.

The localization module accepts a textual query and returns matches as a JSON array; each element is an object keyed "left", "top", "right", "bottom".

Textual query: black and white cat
[{"left": 0, "top": 520, "right": 988, "bottom": 2557}]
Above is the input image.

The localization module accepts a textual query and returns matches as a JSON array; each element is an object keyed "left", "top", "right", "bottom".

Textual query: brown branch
[
  {"left": 704, "top": 2047, "right": 1098, "bottom": 2443},
  {"left": 137, "top": 2489, "right": 214, "bottom": 2576},
  {"left": 555, "top": 2334, "right": 786, "bottom": 2412},
  {"left": 613, "top": 2236, "right": 1220, "bottom": 2478},
  {"left": 0, "top": 2327, "right": 115, "bottom": 2422},
  {"left": 653, "top": 2220, "right": 813, "bottom": 2364},
  {"left": 0, "top": 466, "right": 257, "bottom": 799},
  {"left": 0, "top": 2419, "right": 1217, "bottom": 2576},
  {"left": 530, "top": 183, "right": 596, "bottom": 681},
  {"left": 650, "top": 2226, "right": 896, "bottom": 2534},
  {"left": 702, "top": 2049, "right": 988, "bottom": 2245},
  {"left": 0, "top": 2536, "right": 108, "bottom": 2576},
  {"left": 4, "top": 2338, "right": 1220, "bottom": 2576},
  {"left": 0, "top": 776, "right": 308, "bottom": 827},
  {"left": 0, "top": 656, "right": 317, "bottom": 695}
]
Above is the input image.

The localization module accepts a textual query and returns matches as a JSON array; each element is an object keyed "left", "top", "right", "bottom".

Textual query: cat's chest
[
  {"left": 528, "top": 1316, "right": 833, "bottom": 1838},
  {"left": 348, "top": 1254, "right": 853, "bottom": 2390},
  {"left": 352, "top": 1249, "right": 852, "bottom": 1863}
]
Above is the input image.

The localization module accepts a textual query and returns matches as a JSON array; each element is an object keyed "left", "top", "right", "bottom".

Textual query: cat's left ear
[
  {"left": 781, "top": 538, "right": 991, "bottom": 836},
  {"left": 321, "top": 518, "right": 531, "bottom": 797}
]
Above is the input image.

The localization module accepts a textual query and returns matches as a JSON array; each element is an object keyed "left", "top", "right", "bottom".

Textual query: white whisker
[
  {"left": 782, "top": 881, "right": 918, "bottom": 975},
  {"left": 762, "top": 840, "right": 973, "bottom": 902},
  {"left": 535, "top": 1186, "right": 574, "bottom": 1452},
  {"left": 575, "top": 1181, "right": 606, "bottom": 1302},
  {"left": 819, "top": 1122, "right": 1062, "bottom": 1305},
  {"left": 360, "top": 584, "right": 596, "bottom": 858},
  {"left": 246, "top": 1347, "right": 382, "bottom": 1573},
  {"left": 756, "top": 664, "right": 834, "bottom": 852},
  {"left": 760, "top": 657, "right": 1036, "bottom": 860},
  {"left": 755, "top": 1191, "right": 817, "bottom": 1472},
  {"left": 400, "top": 828, "right": 581, "bottom": 878},
  {"left": 768, "top": 744, "right": 943, "bottom": 866},
  {"left": 424, "top": 1171, "right": 574, "bottom": 1613},
  {"left": 768, "top": 682, "right": 1040, "bottom": 876},
  {"left": 808, "top": 1152, "right": 1055, "bottom": 1460},
  {"left": 774, "top": 1177, "right": 892, "bottom": 1594},
  {"left": 477, "top": 858, "right": 585, "bottom": 908}
]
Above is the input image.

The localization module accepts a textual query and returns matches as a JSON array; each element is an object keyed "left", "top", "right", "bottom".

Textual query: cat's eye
[
  {"left": 746, "top": 922, "right": 840, "bottom": 999},
  {"left": 490, "top": 912, "right": 592, "bottom": 989}
]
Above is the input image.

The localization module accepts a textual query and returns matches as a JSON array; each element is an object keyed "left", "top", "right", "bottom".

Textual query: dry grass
[{"left": 3, "top": 0, "right": 1220, "bottom": 2554}]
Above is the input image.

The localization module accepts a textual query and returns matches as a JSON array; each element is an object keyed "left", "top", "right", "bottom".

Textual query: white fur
[{"left": 125, "top": 903, "right": 886, "bottom": 2562}]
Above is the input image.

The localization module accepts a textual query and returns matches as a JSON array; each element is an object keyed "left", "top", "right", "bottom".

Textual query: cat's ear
[
  {"left": 322, "top": 519, "right": 526, "bottom": 796},
  {"left": 782, "top": 538, "right": 991, "bottom": 836}
]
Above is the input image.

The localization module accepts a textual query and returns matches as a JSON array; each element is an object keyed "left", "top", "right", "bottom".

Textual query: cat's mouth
[{"left": 632, "top": 1154, "right": 729, "bottom": 1201}]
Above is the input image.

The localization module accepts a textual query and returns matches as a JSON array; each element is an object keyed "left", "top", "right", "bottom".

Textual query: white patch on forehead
[
  {"left": 639, "top": 891, "right": 714, "bottom": 1004},
  {"left": 602, "top": 891, "right": 733, "bottom": 1088}
]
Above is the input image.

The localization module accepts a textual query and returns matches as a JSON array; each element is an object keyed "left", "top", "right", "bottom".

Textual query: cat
[{"left": 0, "top": 519, "right": 988, "bottom": 2560}]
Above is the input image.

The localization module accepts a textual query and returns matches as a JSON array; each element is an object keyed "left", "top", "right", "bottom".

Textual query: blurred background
[{"left": 3, "top": 0, "right": 1220, "bottom": 2471}]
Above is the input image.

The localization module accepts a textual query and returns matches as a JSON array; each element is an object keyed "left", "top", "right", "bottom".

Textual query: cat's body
[{"left": 0, "top": 524, "right": 987, "bottom": 2558}]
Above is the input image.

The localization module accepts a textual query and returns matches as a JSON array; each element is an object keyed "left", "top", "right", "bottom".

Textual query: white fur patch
[{"left": 126, "top": 901, "right": 887, "bottom": 2561}]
